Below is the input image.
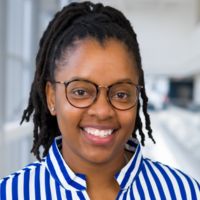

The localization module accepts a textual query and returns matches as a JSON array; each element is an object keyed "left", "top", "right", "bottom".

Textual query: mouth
[
  {"left": 82, "top": 127, "right": 115, "bottom": 138},
  {"left": 80, "top": 126, "right": 118, "bottom": 145}
]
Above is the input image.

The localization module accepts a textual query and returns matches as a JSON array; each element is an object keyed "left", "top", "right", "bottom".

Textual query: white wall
[
  {"left": 127, "top": 1, "right": 199, "bottom": 76},
  {"left": 194, "top": 74, "right": 200, "bottom": 104},
  {"left": 0, "top": 0, "right": 41, "bottom": 178}
]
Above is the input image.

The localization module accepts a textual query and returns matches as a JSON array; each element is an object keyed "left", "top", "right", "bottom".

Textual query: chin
[{"left": 83, "top": 151, "right": 116, "bottom": 165}]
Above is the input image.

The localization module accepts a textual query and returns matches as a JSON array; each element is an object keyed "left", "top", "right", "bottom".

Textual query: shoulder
[
  {"left": 0, "top": 160, "right": 44, "bottom": 196},
  {"left": 0, "top": 161, "right": 43, "bottom": 182},
  {"left": 141, "top": 157, "right": 200, "bottom": 198}
]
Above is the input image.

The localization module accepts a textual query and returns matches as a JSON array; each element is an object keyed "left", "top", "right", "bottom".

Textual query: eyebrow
[{"left": 68, "top": 76, "right": 136, "bottom": 85}]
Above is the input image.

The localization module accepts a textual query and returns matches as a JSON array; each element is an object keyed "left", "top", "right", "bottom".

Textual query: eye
[
  {"left": 70, "top": 88, "right": 90, "bottom": 98},
  {"left": 113, "top": 92, "right": 129, "bottom": 99},
  {"left": 72, "top": 89, "right": 88, "bottom": 97}
]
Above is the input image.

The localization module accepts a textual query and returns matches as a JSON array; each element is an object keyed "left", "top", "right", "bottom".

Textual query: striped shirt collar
[{"left": 45, "top": 136, "right": 143, "bottom": 191}]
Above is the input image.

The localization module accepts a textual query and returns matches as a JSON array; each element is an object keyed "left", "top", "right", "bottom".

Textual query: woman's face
[{"left": 46, "top": 38, "right": 139, "bottom": 168}]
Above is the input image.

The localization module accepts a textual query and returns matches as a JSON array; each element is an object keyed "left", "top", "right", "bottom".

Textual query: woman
[{"left": 0, "top": 1, "right": 199, "bottom": 199}]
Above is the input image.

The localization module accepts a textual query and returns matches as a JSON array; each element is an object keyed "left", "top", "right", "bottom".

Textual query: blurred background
[{"left": 0, "top": 0, "right": 200, "bottom": 181}]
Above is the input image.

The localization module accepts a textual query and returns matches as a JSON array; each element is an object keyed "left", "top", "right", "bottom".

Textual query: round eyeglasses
[{"left": 52, "top": 79, "right": 143, "bottom": 111}]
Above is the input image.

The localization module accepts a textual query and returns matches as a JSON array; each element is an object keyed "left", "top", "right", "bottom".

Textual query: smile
[{"left": 83, "top": 127, "right": 115, "bottom": 138}]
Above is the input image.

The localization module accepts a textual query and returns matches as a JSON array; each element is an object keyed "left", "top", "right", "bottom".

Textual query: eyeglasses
[{"left": 53, "top": 79, "right": 143, "bottom": 110}]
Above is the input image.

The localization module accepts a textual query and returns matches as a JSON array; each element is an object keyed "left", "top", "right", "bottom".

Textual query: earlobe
[{"left": 46, "top": 81, "right": 56, "bottom": 115}]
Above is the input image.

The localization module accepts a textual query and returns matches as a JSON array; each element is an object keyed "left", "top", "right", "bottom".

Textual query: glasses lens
[
  {"left": 109, "top": 83, "right": 138, "bottom": 110},
  {"left": 66, "top": 80, "right": 96, "bottom": 108}
]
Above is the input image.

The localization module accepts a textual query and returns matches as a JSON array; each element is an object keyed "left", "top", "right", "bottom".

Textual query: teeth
[{"left": 83, "top": 127, "right": 113, "bottom": 138}]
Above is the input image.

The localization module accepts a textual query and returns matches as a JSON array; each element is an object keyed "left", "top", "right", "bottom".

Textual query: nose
[{"left": 87, "top": 88, "right": 115, "bottom": 120}]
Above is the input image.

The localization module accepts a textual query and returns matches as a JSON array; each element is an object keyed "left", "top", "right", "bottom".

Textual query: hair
[{"left": 21, "top": 1, "right": 155, "bottom": 161}]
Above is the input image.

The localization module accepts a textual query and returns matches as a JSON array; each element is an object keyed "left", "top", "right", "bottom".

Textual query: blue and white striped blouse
[{"left": 0, "top": 136, "right": 200, "bottom": 199}]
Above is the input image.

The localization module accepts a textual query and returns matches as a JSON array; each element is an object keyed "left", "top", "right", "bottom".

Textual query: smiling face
[{"left": 46, "top": 38, "right": 139, "bottom": 171}]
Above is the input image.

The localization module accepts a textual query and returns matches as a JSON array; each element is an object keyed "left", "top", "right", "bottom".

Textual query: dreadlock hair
[{"left": 21, "top": 1, "right": 155, "bottom": 161}]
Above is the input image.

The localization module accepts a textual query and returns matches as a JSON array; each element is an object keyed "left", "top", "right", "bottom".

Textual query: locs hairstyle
[{"left": 21, "top": 1, "right": 155, "bottom": 160}]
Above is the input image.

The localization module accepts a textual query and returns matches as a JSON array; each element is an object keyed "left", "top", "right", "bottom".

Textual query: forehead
[{"left": 55, "top": 38, "right": 139, "bottom": 84}]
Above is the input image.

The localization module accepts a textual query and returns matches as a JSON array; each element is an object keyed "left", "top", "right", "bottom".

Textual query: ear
[{"left": 46, "top": 81, "right": 56, "bottom": 116}]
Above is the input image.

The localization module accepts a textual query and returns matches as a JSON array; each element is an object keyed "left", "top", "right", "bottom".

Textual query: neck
[
  {"left": 69, "top": 154, "right": 125, "bottom": 197},
  {"left": 61, "top": 142, "right": 132, "bottom": 199},
  {"left": 62, "top": 149, "right": 127, "bottom": 183}
]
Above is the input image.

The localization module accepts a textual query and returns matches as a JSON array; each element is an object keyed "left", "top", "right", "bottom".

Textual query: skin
[{"left": 46, "top": 38, "right": 139, "bottom": 199}]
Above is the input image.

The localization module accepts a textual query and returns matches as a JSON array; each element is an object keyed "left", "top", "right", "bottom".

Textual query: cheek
[
  {"left": 55, "top": 91, "right": 82, "bottom": 134},
  {"left": 57, "top": 106, "right": 81, "bottom": 128},
  {"left": 119, "top": 108, "right": 137, "bottom": 136}
]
